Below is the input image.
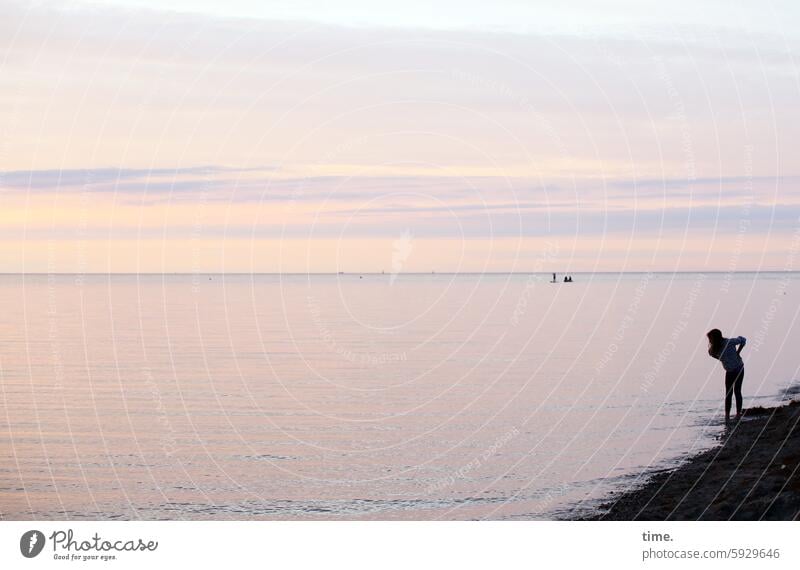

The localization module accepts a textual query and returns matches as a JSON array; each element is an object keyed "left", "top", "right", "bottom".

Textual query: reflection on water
[{"left": 0, "top": 273, "right": 797, "bottom": 519}]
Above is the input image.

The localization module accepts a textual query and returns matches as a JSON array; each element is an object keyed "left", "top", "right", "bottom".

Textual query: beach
[{"left": 588, "top": 400, "right": 800, "bottom": 520}]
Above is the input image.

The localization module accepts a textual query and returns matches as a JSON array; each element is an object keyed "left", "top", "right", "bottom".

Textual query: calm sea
[{"left": 1, "top": 272, "right": 798, "bottom": 519}]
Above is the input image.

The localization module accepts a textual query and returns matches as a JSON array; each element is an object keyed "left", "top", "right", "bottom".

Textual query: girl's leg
[
  {"left": 724, "top": 371, "right": 735, "bottom": 420},
  {"left": 734, "top": 368, "right": 744, "bottom": 415}
]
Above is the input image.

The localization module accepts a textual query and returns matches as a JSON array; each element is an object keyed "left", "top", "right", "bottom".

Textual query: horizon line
[{"left": 1, "top": 270, "right": 799, "bottom": 276}]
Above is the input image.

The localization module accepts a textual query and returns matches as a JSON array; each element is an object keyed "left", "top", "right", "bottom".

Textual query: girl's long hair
[{"left": 707, "top": 328, "right": 724, "bottom": 358}]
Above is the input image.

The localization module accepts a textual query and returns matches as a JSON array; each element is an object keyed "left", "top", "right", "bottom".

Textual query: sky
[{"left": 1, "top": 0, "right": 799, "bottom": 272}]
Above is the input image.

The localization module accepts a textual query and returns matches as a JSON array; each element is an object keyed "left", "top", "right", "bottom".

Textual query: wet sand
[{"left": 588, "top": 400, "right": 800, "bottom": 520}]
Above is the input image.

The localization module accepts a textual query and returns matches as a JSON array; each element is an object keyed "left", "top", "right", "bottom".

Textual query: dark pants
[{"left": 725, "top": 367, "right": 744, "bottom": 417}]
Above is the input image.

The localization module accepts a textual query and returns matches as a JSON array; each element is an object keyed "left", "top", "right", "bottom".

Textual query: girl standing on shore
[{"left": 706, "top": 329, "right": 747, "bottom": 422}]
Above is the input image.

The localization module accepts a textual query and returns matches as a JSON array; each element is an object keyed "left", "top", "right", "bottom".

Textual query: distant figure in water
[
  {"left": 706, "top": 328, "right": 747, "bottom": 422},
  {"left": 563, "top": 275, "right": 573, "bottom": 282},
  {"left": 552, "top": 272, "right": 557, "bottom": 282}
]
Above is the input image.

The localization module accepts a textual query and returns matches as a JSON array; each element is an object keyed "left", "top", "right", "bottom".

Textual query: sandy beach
[{"left": 588, "top": 400, "right": 800, "bottom": 520}]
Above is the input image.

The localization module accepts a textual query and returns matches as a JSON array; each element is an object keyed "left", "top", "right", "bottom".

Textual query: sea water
[{"left": 0, "top": 272, "right": 797, "bottom": 519}]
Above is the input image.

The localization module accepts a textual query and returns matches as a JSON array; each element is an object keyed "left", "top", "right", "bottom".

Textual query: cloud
[
  {"left": 608, "top": 175, "right": 799, "bottom": 190},
  {"left": 0, "top": 166, "right": 272, "bottom": 191}
]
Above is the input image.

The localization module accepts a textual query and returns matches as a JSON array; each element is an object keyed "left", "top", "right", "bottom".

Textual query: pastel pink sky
[{"left": 1, "top": 1, "right": 799, "bottom": 272}]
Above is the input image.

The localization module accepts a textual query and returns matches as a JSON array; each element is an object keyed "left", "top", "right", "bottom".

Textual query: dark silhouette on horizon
[{"left": 707, "top": 328, "right": 747, "bottom": 422}]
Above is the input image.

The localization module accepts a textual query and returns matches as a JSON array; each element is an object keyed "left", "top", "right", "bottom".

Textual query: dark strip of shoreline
[{"left": 585, "top": 400, "right": 800, "bottom": 520}]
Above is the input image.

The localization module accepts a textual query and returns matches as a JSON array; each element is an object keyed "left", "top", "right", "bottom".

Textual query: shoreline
[{"left": 583, "top": 400, "right": 800, "bottom": 520}]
